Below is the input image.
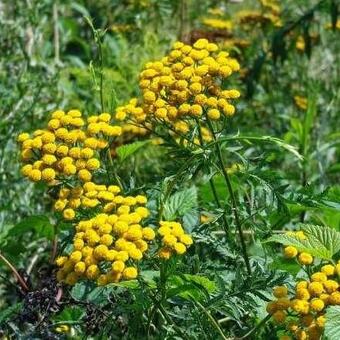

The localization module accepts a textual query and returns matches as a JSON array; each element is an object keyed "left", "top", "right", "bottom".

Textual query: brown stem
[{"left": 0, "top": 252, "right": 29, "bottom": 291}]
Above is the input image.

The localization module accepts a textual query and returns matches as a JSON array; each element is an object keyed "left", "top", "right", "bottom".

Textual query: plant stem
[
  {"left": 239, "top": 314, "right": 271, "bottom": 339},
  {"left": 53, "top": 1, "right": 60, "bottom": 64},
  {"left": 0, "top": 252, "right": 29, "bottom": 291},
  {"left": 194, "top": 118, "right": 230, "bottom": 237},
  {"left": 98, "top": 36, "right": 104, "bottom": 112},
  {"left": 195, "top": 301, "right": 229, "bottom": 340},
  {"left": 206, "top": 118, "right": 251, "bottom": 275}
]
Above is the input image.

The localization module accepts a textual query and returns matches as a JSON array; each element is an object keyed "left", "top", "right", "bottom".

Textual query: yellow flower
[
  {"left": 174, "top": 242, "right": 186, "bottom": 255},
  {"left": 207, "top": 108, "right": 220, "bottom": 120},
  {"left": 311, "top": 272, "right": 327, "bottom": 282},
  {"left": 321, "top": 264, "right": 335, "bottom": 276},
  {"left": 323, "top": 280, "right": 339, "bottom": 293},
  {"left": 112, "top": 260, "right": 125, "bottom": 273},
  {"left": 63, "top": 208, "right": 75, "bottom": 220},
  {"left": 142, "top": 227, "right": 155, "bottom": 241},
  {"left": 158, "top": 247, "right": 172, "bottom": 259},
  {"left": 78, "top": 169, "right": 92, "bottom": 182},
  {"left": 41, "top": 168, "right": 56, "bottom": 182},
  {"left": 298, "top": 252, "right": 313, "bottom": 265},
  {"left": 74, "top": 261, "right": 86, "bottom": 274},
  {"left": 329, "top": 291, "right": 340, "bottom": 304},
  {"left": 272, "top": 310, "right": 286, "bottom": 323},
  {"left": 273, "top": 286, "right": 288, "bottom": 298},
  {"left": 86, "top": 264, "right": 100, "bottom": 279},
  {"left": 28, "top": 169, "right": 42, "bottom": 182},
  {"left": 55, "top": 325, "right": 70, "bottom": 333},
  {"left": 122, "top": 267, "right": 138, "bottom": 280},
  {"left": 310, "top": 298, "right": 324, "bottom": 312},
  {"left": 296, "top": 288, "right": 310, "bottom": 301},
  {"left": 283, "top": 245, "right": 298, "bottom": 258},
  {"left": 308, "top": 282, "right": 324, "bottom": 296}
]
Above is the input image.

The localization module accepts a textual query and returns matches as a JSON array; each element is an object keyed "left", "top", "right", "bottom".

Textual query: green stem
[
  {"left": 195, "top": 301, "right": 229, "bottom": 340},
  {"left": 97, "top": 34, "right": 104, "bottom": 112},
  {"left": 239, "top": 314, "right": 271, "bottom": 339},
  {"left": 194, "top": 118, "right": 230, "bottom": 236},
  {"left": 206, "top": 118, "right": 251, "bottom": 275},
  {"left": 106, "top": 147, "right": 123, "bottom": 188}
]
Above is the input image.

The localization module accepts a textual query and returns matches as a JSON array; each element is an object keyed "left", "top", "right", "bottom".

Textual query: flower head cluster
[
  {"left": 54, "top": 182, "right": 136, "bottom": 221},
  {"left": 282, "top": 231, "right": 314, "bottom": 266},
  {"left": 236, "top": 9, "right": 281, "bottom": 27},
  {"left": 201, "top": 18, "right": 233, "bottom": 31},
  {"left": 157, "top": 221, "right": 193, "bottom": 259},
  {"left": 115, "top": 39, "right": 241, "bottom": 144},
  {"left": 17, "top": 110, "right": 122, "bottom": 185},
  {"left": 56, "top": 194, "right": 155, "bottom": 285},
  {"left": 267, "top": 261, "right": 340, "bottom": 340}
]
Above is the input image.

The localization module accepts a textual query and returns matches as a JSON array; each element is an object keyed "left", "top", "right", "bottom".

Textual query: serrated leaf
[
  {"left": 9, "top": 215, "right": 54, "bottom": 240},
  {"left": 163, "top": 186, "right": 197, "bottom": 220},
  {"left": 325, "top": 306, "right": 340, "bottom": 339},
  {"left": 116, "top": 140, "right": 150, "bottom": 161},
  {"left": 70, "top": 281, "right": 94, "bottom": 301},
  {"left": 265, "top": 224, "right": 340, "bottom": 260}
]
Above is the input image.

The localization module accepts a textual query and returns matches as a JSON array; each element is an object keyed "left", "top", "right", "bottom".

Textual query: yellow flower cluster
[
  {"left": 115, "top": 39, "right": 241, "bottom": 144},
  {"left": 201, "top": 18, "right": 233, "bottom": 31},
  {"left": 267, "top": 261, "right": 340, "bottom": 340},
  {"left": 54, "top": 182, "right": 136, "bottom": 221},
  {"left": 236, "top": 9, "right": 281, "bottom": 27},
  {"left": 157, "top": 221, "right": 193, "bottom": 259},
  {"left": 294, "top": 96, "right": 308, "bottom": 110},
  {"left": 56, "top": 194, "right": 155, "bottom": 285},
  {"left": 283, "top": 231, "right": 314, "bottom": 266},
  {"left": 17, "top": 110, "right": 122, "bottom": 185}
]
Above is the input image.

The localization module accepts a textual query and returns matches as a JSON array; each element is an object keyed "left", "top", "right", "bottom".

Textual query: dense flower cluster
[
  {"left": 266, "top": 229, "right": 340, "bottom": 339},
  {"left": 201, "top": 18, "right": 233, "bottom": 31},
  {"left": 267, "top": 260, "right": 340, "bottom": 340},
  {"left": 17, "top": 110, "right": 122, "bottom": 185},
  {"left": 115, "top": 39, "right": 241, "bottom": 144},
  {"left": 157, "top": 221, "right": 193, "bottom": 259},
  {"left": 56, "top": 194, "right": 154, "bottom": 285}
]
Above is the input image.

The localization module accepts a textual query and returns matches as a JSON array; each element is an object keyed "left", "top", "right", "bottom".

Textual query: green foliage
[
  {"left": 266, "top": 224, "right": 340, "bottom": 260},
  {"left": 116, "top": 140, "right": 150, "bottom": 162},
  {"left": 325, "top": 306, "right": 340, "bottom": 339},
  {"left": 163, "top": 186, "right": 198, "bottom": 220}
]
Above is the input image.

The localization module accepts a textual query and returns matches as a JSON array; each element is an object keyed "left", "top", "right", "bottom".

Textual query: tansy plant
[{"left": 10, "top": 37, "right": 322, "bottom": 338}]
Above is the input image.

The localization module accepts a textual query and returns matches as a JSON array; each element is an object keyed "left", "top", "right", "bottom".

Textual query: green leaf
[
  {"left": 163, "top": 186, "right": 197, "bottom": 220},
  {"left": 265, "top": 224, "right": 340, "bottom": 260},
  {"left": 71, "top": 281, "right": 94, "bottom": 301},
  {"left": 0, "top": 302, "right": 23, "bottom": 324},
  {"left": 167, "top": 274, "right": 216, "bottom": 301},
  {"left": 53, "top": 306, "right": 84, "bottom": 322},
  {"left": 325, "top": 306, "right": 340, "bottom": 339},
  {"left": 116, "top": 140, "right": 150, "bottom": 161},
  {"left": 9, "top": 215, "right": 54, "bottom": 240},
  {"left": 219, "top": 135, "right": 303, "bottom": 160}
]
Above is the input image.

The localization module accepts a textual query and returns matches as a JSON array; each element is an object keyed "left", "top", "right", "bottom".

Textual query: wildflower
[{"left": 283, "top": 245, "right": 298, "bottom": 258}]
